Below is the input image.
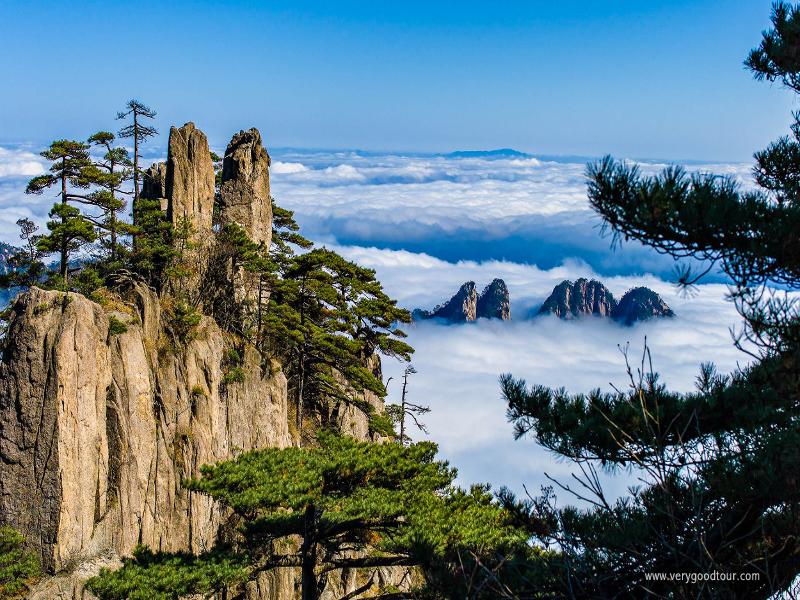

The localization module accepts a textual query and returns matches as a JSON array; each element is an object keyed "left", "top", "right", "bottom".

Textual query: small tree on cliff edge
[
  {"left": 86, "top": 432, "right": 531, "bottom": 600},
  {"left": 117, "top": 99, "right": 157, "bottom": 219},
  {"left": 500, "top": 3, "right": 800, "bottom": 597},
  {"left": 25, "top": 139, "right": 97, "bottom": 284},
  {"left": 86, "top": 131, "right": 134, "bottom": 268}
]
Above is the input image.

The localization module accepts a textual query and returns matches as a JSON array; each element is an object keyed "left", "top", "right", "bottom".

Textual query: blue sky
[{"left": 0, "top": 0, "right": 794, "bottom": 160}]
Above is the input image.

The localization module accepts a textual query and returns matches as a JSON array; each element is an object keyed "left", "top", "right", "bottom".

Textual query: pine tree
[
  {"left": 500, "top": 3, "right": 800, "bottom": 597},
  {"left": 265, "top": 248, "right": 413, "bottom": 443},
  {"left": 116, "top": 100, "right": 157, "bottom": 219},
  {"left": 386, "top": 365, "right": 430, "bottom": 445},
  {"left": 0, "top": 526, "right": 41, "bottom": 598},
  {"left": 86, "top": 131, "right": 133, "bottom": 269},
  {"left": 86, "top": 432, "right": 528, "bottom": 600},
  {"left": 0, "top": 219, "right": 45, "bottom": 289},
  {"left": 25, "top": 140, "right": 97, "bottom": 284}
]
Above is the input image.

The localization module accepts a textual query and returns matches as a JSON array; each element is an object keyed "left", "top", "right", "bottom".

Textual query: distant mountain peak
[
  {"left": 538, "top": 279, "right": 674, "bottom": 325},
  {"left": 612, "top": 287, "right": 675, "bottom": 325},
  {"left": 444, "top": 148, "right": 530, "bottom": 159},
  {"left": 413, "top": 279, "right": 510, "bottom": 322},
  {"left": 537, "top": 278, "right": 616, "bottom": 320}
]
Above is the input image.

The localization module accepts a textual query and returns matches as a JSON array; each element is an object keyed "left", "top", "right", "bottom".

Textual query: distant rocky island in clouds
[
  {"left": 413, "top": 277, "right": 674, "bottom": 325},
  {"left": 413, "top": 279, "right": 511, "bottom": 322}
]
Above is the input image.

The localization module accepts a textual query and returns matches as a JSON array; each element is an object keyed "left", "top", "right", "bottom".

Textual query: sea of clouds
[
  {"left": 334, "top": 245, "right": 750, "bottom": 497},
  {"left": 0, "top": 143, "right": 759, "bottom": 501}
]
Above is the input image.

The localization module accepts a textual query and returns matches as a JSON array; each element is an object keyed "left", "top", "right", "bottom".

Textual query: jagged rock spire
[
  {"left": 165, "top": 122, "right": 215, "bottom": 236},
  {"left": 219, "top": 128, "right": 272, "bottom": 247}
]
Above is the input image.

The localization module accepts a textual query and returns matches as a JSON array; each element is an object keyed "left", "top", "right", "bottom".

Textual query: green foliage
[
  {"left": 0, "top": 527, "right": 40, "bottom": 599},
  {"left": 89, "top": 433, "right": 528, "bottom": 600},
  {"left": 130, "top": 197, "right": 173, "bottom": 289},
  {"left": 108, "top": 315, "right": 128, "bottom": 337},
  {"left": 265, "top": 246, "right": 413, "bottom": 438},
  {"left": 0, "top": 219, "right": 45, "bottom": 290},
  {"left": 86, "top": 131, "right": 134, "bottom": 267},
  {"left": 86, "top": 545, "right": 248, "bottom": 600},
  {"left": 499, "top": 5, "right": 800, "bottom": 597},
  {"left": 116, "top": 99, "right": 157, "bottom": 209},
  {"left": 73, "top": 266, "right": 103, "bottom": 296},
  {"left": 222, "top": 367, "right": 245, "bottom": 385},
  {"left": 25, "top": 139, "right": 98, "bottom": 282},
  {"left": 164, "top": 299, "right": 201, "bottom": 343}
]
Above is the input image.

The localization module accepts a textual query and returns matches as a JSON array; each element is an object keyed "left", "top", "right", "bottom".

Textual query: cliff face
[
  {"left": 476, "top": 279, "right": 510, "bottom": 320},
  {"left": 0, "top": 283, "right": 290, "bottom": 575},
  {"left": 538, "top": 279, "right": 674, "bottom": 325},
  {"left": 413, "top": 279, "right": 511, "bottom": 322},
  {"left": 612, "top": 287, "right": 675, "bottom": 325},
  {"left": 0, "top": 123, "right": 398, "bottom": 600},
  {"left": 537, "top": 278, "right": 616, "bottom": 319}
]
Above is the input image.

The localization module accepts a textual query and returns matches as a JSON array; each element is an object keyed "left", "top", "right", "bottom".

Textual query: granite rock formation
[
  {"left": 0, "top": 122, "right": 402, "bottom": 600},
  {"left": 476, "top": 278, "right": 511, "bottom": 320},
  {"left": 413, "top": 281, "right": 478, "bottom": 322},
  {"left": 612, "top": 286, "right": 676, "bottom": 325},
  {"left": 537, "top": 278, "right": 616, "bottom": 319},
  {"left": 141, "top": 161, "right": 168, "bottom": 211},
  {"left": 413, "top": 279, "right": 511, "bottom": 322},
  {"left": 219, "top": 128, "right": 273, "bottom": 246},
  {"left": 538, "top": 279, "right": 674, "bottom": 325},
  {"left": 165, "top": 122, "right": 215, "bottom": 236}
]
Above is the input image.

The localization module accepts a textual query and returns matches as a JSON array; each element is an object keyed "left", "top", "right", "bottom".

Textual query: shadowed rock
[
  {"left": 612, "top": 287, "right": 675, "bottom": 325},
  {"left": 414, "top": 279, "right": 511, "bottom": 322},
  {"left": 477, "top": 278, "right": 510, "bottom": 320},
  {"left": 537, "top": 278, "right": 616, "bottom": 319}
]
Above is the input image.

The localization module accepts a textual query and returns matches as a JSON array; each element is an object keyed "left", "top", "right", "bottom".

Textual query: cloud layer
[
  {"left": 335, "top": 245, "right": 750, "bottom": 498},
  {"left": 270, "top": 150, "right": 752, "bottom": 278}
]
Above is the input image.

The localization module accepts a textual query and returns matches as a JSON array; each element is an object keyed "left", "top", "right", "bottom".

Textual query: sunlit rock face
[
  {"left": 219, "top": 127, "right": 273, "bottom": 247},
  {"left": 538, "top": 278, "right": 616, "bottom": 319},
  {"left": 538, "top": 279, "right": 674, "bottom": 325}
]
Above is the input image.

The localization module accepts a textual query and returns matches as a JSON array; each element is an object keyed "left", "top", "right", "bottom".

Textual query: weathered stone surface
[
  {"left": 538, "top": 278, "right": 616, "bottom": 319},
  {"left": 165, "top": 122, "right": 215, "bottom": 236},
  {"left": 612, "top": 287, "right": 675, "bottom": 325},
  {"left": 1, "top": 284, "right": 290, "bottom": 595},
  {"left": 414, "top": 279, "right": 511, "bottom": 322},
  {"left": 476, "top": 278, "right": 510, "bottom": 320},
  {"left": 413, "top": 281, "right": 478, "bottom": 322},
  {"left": 141, "top": 161, "right": 169, "bottom": 211},
  {"left": 219, "top": 128, "right": 273, "bottom": 247}
]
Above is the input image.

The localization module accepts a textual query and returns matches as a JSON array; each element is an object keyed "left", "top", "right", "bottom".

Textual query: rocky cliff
[
  {"left": 537, "top": 278, "right": 616, "bottom": 319},
  {"left": 612, "top": 286, "right": 675, "bottom": 325},
  {"left": 538, "top": 279, "right": 674, "bottom": 325},
  {"left": 413, "top": 279, "right": 511, "bottom": 322},
  {"left": 476, "top": 278, "right": 511, "bottom": 320},
  {"left": 0, "top": 123, "right": 398, "bottom": 600}
]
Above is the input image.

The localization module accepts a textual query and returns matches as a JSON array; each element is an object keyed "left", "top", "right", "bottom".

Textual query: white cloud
[
  {"left": 0, "top": 147, "right": 46, "bottom": 178},
  {"left": 268, "top": 150, "right": 754, "bottom": 276},
  {"left": 271, "top": 161, "right": 309, "bottom": 174},
  {"left": 335, "top": 244, "right": 751, "bottom": 499}
]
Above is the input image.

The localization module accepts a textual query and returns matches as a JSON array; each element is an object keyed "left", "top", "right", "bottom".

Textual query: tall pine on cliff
[
  {"left": 86, "top": 131, "right": 133, "bottom": 269},
  {"left": 500, "top": 3, "right": 800, "bottom": 597},
  {"left": 24, "top": 140, "right": 97, "bottom": 284},
  {"left": 86, "top": 432, "right": 531, "bottom": 600},
  {"left": 265, "top": 248, "right": 413, "bottom": 442},
  {"left": 116, "top": 99, "right": 157, "bottom": 216}
]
